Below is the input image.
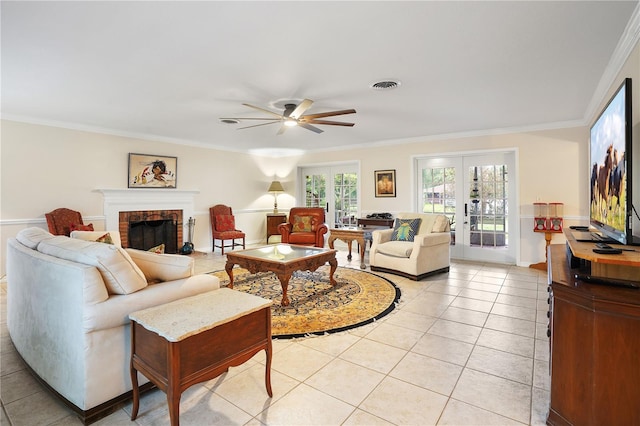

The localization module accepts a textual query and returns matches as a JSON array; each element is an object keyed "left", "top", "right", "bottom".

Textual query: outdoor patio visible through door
[{"left": 417, "top": 151, "right": 517, "bottom": 264}]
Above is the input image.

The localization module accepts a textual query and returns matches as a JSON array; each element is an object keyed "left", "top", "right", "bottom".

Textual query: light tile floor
[{"left": 1, "top": 243, "right": 551, "bottom": 425}]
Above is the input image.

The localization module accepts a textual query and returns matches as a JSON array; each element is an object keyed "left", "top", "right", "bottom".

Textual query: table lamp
[{"left": 268, "top": 181, "right": 284, "bottom": 213}]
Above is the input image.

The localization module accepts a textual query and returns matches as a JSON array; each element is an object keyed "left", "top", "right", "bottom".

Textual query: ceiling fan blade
[
  {"left": 298, "top": 123, "right": 324, "bottom": 133},
  {"left": 220, "top": 117, "right": 281, "bottom": 121},
  {"left": 276, "top": 124, "right": 287, "bottom": 135},
  {"left": 305, "top": 119, "right": 355, "bottom": 127},
  {"left": 301, "top": 109, "right": 356, "bottom": 120},
  {"left": 290, "top": 99, "right": 314, "bottom": 119},
  {"left": 237, "top": 121, "right": 280, "bottom": 130},
  {"left": 242, "top": 103, "right": 283, "bottom": 118}
]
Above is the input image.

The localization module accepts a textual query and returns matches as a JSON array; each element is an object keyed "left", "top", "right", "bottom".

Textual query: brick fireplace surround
[{"left": 118, "top": 209, "right": 183, "bottom": 251}]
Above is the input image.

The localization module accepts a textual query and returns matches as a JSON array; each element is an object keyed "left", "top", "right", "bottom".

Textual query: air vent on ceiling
[{"left": 370, "top": 80, "right": 401, "bottom": 90}]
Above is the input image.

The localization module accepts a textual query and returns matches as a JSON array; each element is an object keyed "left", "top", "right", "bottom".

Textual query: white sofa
[
  {"left": 369, "top": 213, "right": 451, "bottom": 280},
  {"left": 6, "top": 227, "right": 220, "bottom": 423}
]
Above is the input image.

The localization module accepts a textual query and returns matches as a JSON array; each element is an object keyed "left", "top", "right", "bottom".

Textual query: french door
[
  {"left": 417, "top": 151, "right": 517, "bottom": 264},
  {"left": 299, "top": 164, "right": 359, "bottom": 229}
]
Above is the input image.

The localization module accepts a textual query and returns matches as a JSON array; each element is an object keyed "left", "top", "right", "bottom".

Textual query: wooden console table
[
  {"left": 357, "top": 217, "right": 394, "bottom": 228},
  {"left": 129, "top": 289, "right": 273, "bottom": 426},
  {"left": 328, "top": 227, "right": 367, "bottom": 269},
  {"left": 547, "top": 244, "right": 640, "bottom": 425},
  {"left": 266, "top": 213, "right": 286, "bottom": 243}
]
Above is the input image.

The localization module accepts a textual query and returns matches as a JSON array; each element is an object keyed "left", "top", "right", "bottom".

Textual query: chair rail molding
[{"left": 95, "top": 188, "right": 199, "bottom": 231}]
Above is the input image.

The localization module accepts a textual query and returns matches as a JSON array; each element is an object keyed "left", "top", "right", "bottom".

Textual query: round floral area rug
[{"left": 210, "top": 266, "right": 401, "bottom": 339}]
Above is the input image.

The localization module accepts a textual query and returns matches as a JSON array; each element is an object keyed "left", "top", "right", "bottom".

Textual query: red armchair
[
  {"left": 210, "top": 204, "right": 245, "bottom": 255},
  {"left": 45, "top": 208, "right": 90, "bottom": 236},
  {"left": 278, "top": 207, "right": 328, "bottom": 247}
]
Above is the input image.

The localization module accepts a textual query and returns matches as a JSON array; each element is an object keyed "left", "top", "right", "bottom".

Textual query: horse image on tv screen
[{"left": 590, "top": 87, "right": 627, "bottom": 233}]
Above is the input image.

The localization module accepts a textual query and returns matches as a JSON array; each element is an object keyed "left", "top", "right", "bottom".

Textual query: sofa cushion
[
  {"left": 216, "top": 214, "right": 235, "bottom": 232},
  {"left": 292, "top": 215, "right": 313, "bottom": 232},
  {"left": 37, "top": 236, "right": 147, "bottom": 295},
  {"left": 376, "top": 241, "right": 414, "bottom": 258},
  {"left": 391, "top": 218, "right": 421, "bottom": 242},
  {"left": 84, "top": 274, "right": 221, "bottom": 331},
  {"left": 125, "top": 248, "right": 193, "bottom": 283},
  {"left": 70, "top": 223, "right": 94, "bottom": 232},
  {"left": 288, "top": 232, "right": 317, "bottom": 245},
  {"left": 16, "top": 227, "right": 55, "bottom": 249}
]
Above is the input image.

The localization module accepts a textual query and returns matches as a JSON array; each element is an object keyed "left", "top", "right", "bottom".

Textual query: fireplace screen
[{"left": 128, "top": 217, "right": 178, "bottom": 254}]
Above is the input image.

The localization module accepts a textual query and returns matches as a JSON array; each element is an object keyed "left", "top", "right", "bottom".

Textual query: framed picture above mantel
[
  {"left": 128, "top": 153, "right": 177, "bottom": 188},
  {"left": 374, "top": 169, "right": 396, "bottom": 197}
]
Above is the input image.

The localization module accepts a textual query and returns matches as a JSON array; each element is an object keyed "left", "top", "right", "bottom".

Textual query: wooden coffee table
[
  {"left": 225, "top": 244, "right": 338, "bottom": 306},
  {"left": 328, "top": 227, "right": 367, "bottom": 269}
]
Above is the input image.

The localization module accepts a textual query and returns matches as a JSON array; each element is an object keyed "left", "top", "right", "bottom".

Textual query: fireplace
[
  {"left": 97, "top": 188, "right": 198, "bottom": 252},
  {"left": 119, "top": 210, "right": 183, "bottom": 254}
]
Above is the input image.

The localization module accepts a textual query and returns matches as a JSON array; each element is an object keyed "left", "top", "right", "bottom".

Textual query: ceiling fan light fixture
[
  {"left": 370, "top": 79, "right": 401, "bottom": 90},
  {"left": 284, "top": 118, "right": 297, "bottom": 127}
]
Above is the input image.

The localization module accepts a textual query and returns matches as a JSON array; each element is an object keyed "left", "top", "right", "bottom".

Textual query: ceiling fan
[{"left": 221, "top": 99, "right": 356, "bottom": 134}]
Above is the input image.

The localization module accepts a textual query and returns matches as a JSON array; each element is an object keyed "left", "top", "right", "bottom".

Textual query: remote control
[
  {"left": 596, "top": 242, "right": 612, "bottom": 249},
  {"left": 593, "top": 247, "right": 623, "bottom": 254}
]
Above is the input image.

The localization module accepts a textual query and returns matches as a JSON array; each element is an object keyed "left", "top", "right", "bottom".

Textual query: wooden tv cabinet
[
  {"left": 563, "top": 228, "right": 640, "bottom": 280},
  {"left": 546, "top": 242, "right": 640, "bottom": 425}
]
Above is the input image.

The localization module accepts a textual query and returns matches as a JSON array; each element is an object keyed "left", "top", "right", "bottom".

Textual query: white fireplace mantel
[{"left": 95, "top": 188, "right": 199, "bottom": 230}]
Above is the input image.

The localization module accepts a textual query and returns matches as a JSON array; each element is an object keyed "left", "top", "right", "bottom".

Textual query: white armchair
[{"left": 369, "top": 213, "right": 451, "bottom": 280}]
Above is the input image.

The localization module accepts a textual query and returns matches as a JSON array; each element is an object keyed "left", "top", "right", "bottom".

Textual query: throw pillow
[
  {"left": 70, "top": 231, "right": 123, "bottom": 248},
  {"left": 216, "top": 215, "right": 235, "bottom": 232},
  {"left": 432, "top": 215, "right": 450, "bottom": 233},
  {"left": 147, "top": 243, "right": 165, "bottom": 254},
  {"left": 391, "top": 218, "right": 422, "bottom": 242},
  {"left": 95, "top": 232, "right": 114, "bottom": 245},
  {"left": 292, "top": 215, "right": 313, "bottom": 232},
  {"left": 71, "top": 223, "right": 94, "bottom": 232}
]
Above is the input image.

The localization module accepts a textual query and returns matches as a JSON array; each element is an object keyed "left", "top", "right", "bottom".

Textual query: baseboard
[
  {"left": 18, "top": 352, "right": 156, "bottom": 425},
  {"left": 370, "top": 265, "right": 450, "bottom": 281}
]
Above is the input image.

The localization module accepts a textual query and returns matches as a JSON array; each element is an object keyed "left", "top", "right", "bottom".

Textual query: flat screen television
[{"left": 589, "top": 77, "right": 639, "bottom": 245}]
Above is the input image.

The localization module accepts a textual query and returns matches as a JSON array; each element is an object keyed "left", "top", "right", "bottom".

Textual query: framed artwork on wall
[
  {"left": 374, "top": 169, "right": 396, "bottom": 197},
  {"left": 128, "top": 153, "right": 177, "bottom": 188}
]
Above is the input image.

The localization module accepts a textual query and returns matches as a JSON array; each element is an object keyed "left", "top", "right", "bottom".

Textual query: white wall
[
  {"left": 2, "top": 39, "right": 639, "bottom": 274},
  {"left": 0, "top": 120, "right": 582, "bottom": 273},
  {"left": 297, "top": 127, "right": 588, "bottom": 267},
  {"left": 0, "top": 121, "right": 301, "bottom": 274}
]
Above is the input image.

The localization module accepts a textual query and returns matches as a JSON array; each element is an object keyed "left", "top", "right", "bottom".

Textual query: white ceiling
[{"left": 2, "top": 1, "right": 638, "bottom": 156}]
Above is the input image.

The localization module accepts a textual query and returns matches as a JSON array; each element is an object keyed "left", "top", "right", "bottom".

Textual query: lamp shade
[{"left": 268, "top": 181, "right": 284, "bottom": 193}]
